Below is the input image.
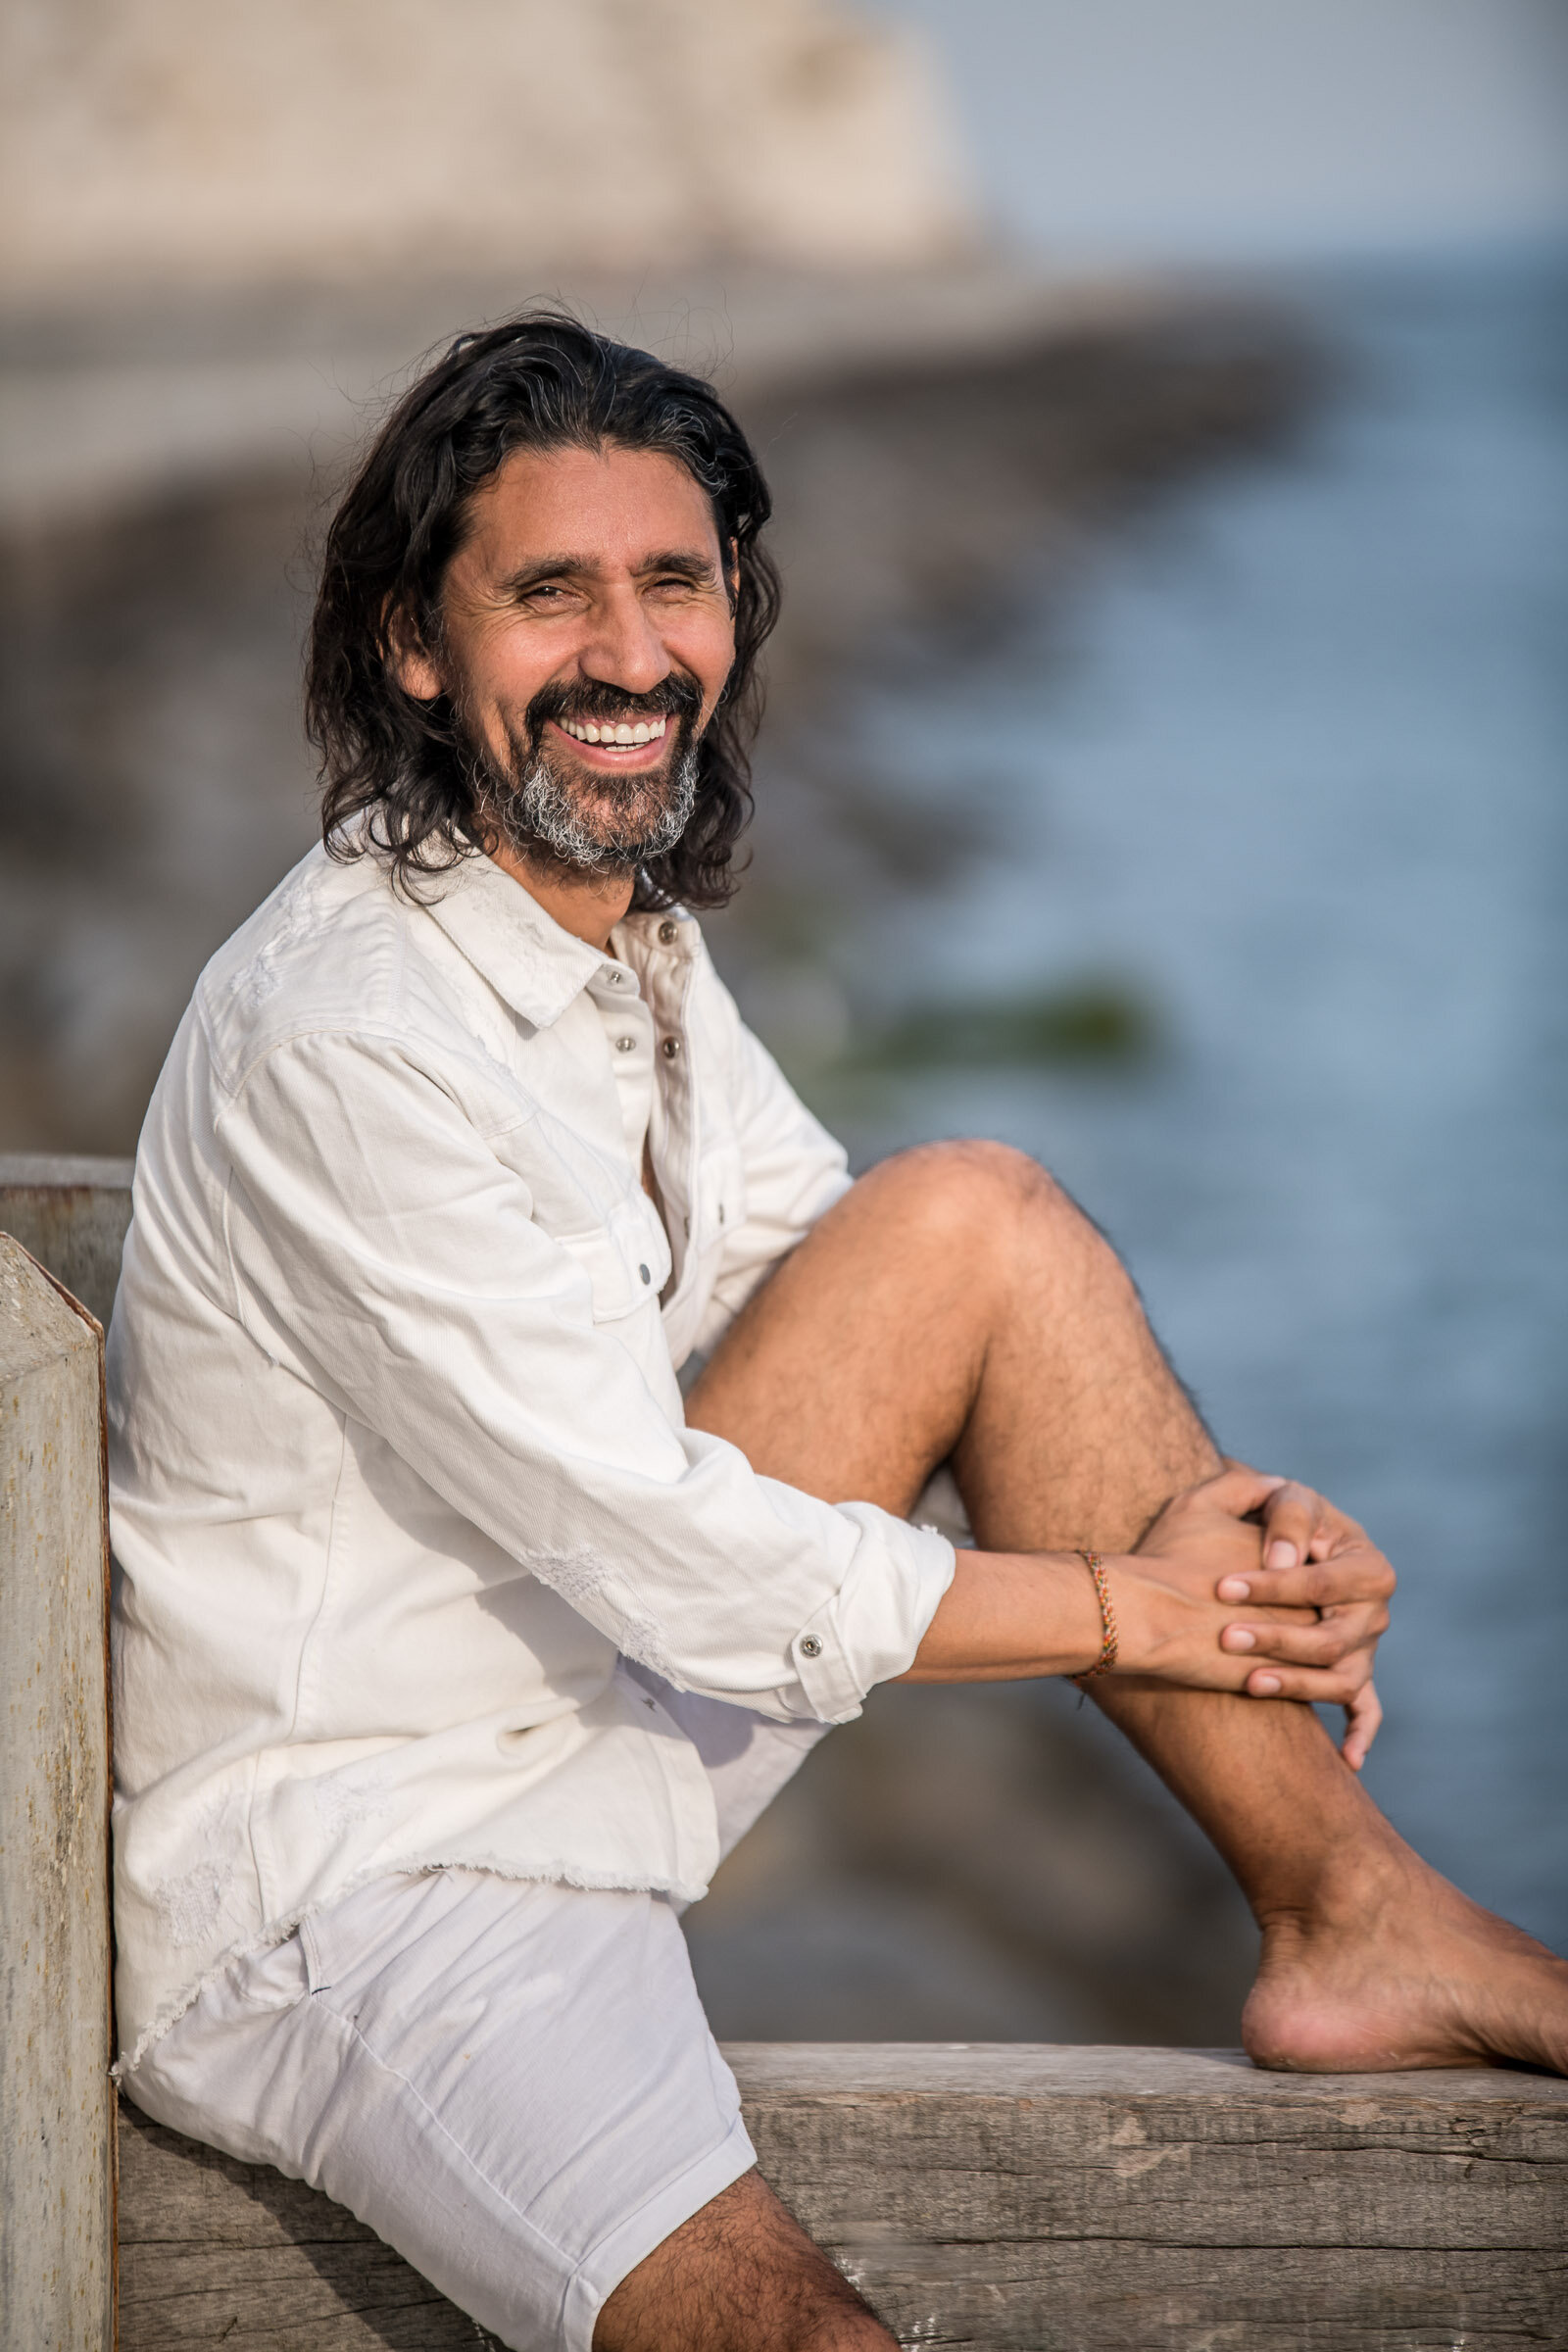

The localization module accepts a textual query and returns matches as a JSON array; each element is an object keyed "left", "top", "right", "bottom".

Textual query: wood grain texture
[
  {"left": 1, "top": 1235, "right": 114, "bottom": 2352},
  {"left": 118, "top": 2101, "right": 505, "bottom": 2350},
  {"left": 118, "top": 2046, "right": 1568, "bottom": 2350},
  {"left": 0, "top": 1157, "right": 134, "bottom": 1333}
]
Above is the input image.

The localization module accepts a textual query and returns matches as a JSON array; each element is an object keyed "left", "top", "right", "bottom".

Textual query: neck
[{"left": 487, "top": 840, "right": 636, "bottom": 953}]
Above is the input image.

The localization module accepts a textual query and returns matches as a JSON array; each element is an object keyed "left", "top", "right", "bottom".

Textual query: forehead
[{"left": 458, "top": 440, "right": 721, "bottom": 573}]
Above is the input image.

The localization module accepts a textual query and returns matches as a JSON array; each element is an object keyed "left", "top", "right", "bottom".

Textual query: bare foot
[{"left": 1244, "top": 1845, "right": 1568, "bottom": 2077}]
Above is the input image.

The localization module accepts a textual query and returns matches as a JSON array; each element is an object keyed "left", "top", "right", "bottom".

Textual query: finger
[
  {"left": 1218, "top": 1547, "right": 1396, "bottom": 1611},
  {"left": 1341, "top": 1680, "right": 1383, "bottom": 1771},
  {"left": 1193, "top": 1463, "right": 1288, "bottom": 1525},
  {"left": 1256, "top": 1480, "right": 1325, "bottom": 1572},
  {"left": 1217, "top": 1601, "right": 1326, "bottom": 1638},
  {"left": 1222, "top": 1605, "right": 1388, "bottom": 1668},
  {"left": 1242, "top": 1655, "right": 1376, "bottom": 1704},
  {"left": 1223, "top": 1458, "right": 1368, "bottom": 1536},
  {"left": 1312, "top": 1499, "right": 1370, "bottom": 1553}
]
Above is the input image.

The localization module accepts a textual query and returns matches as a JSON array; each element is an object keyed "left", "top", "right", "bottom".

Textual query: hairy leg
[
  {"left": 689, "top": 1141, "right": 1568, "bottom": 2075},
  {"left": 594, "top": 2169, "right": 893, "bottom": 2352}
]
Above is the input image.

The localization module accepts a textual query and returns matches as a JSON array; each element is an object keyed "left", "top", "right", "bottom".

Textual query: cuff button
[{"left": 799, "top": 1634, "right": 822, "bottom": 1658}]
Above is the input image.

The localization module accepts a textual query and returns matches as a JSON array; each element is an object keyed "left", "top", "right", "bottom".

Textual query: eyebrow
[{"left": 497, "top": 548, "right": 720, "bottom": 596}]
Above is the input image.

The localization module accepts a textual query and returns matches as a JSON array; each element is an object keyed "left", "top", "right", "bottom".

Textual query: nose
[{"left": 578, "top": 583, "right": 671, "bottom": 699}]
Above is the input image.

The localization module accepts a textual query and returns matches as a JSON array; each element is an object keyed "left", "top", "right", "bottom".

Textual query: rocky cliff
[{"left": 2, "top": 0, "right": 973, "bottom": 302}]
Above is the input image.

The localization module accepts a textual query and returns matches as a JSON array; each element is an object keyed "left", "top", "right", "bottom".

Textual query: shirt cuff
[{"left": 787, "top": 1509, "right": 956, "bottom": 1724}]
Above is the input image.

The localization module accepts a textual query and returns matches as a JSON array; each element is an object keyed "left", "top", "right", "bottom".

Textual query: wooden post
[
  {"left": 1, "top": 1235, "right": 115, "bottom": 2351},
  {"left": 0, "top": 1157, "right": 135, "bottom": 1335}
]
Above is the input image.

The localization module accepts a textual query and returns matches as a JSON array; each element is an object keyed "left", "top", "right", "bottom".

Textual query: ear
[
  {"left": 385, "top": 599, "right": 443, "bottom": 702},
  {"left": 725, "top": 537, "right": 741, "bottom": 612}
]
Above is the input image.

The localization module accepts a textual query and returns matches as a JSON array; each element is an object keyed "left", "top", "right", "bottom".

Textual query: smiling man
[{"left": 109, "top": 315, "right": 1568, "bottom": 2352}]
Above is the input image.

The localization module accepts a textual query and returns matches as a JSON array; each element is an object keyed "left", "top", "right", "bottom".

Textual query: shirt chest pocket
[{"left": 555, "top": 1199, "right": 672, "bottom": 1323}]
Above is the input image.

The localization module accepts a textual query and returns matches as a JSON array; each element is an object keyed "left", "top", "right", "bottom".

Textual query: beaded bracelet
[{"left": 1072, "top": 1548, "right": 1119, "bottom": 1683}]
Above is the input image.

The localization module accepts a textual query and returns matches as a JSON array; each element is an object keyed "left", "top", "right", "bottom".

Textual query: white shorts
[{"left": 122, "top": 1673, "right": 831, "bottom": 2352}]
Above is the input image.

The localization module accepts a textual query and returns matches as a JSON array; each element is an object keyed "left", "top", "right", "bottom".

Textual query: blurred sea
[{"left": 758, "top": 249, "right": 1568, "bottom": 1952}]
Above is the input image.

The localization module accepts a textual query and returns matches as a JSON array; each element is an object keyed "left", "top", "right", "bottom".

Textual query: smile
[{"left": 557, "top": 715, "right": 669, "bottom": 747}]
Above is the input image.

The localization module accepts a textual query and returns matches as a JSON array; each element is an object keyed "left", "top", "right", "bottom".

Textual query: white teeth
[{"left": 562, "top": 713, "right": 668, "bottom": 745}]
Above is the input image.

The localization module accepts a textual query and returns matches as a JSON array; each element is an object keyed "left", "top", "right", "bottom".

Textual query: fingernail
[
  {"left": 1251, "top": 1673, "right": 1282, "bottom": 1694},
  {"left": 1265, "top": 1541, "right": 1298, "bottom": 1569},
  {"left": 1224, "top": 1627, "right": 1257, "bottom": 1650},
  {"left": 1216, "top": 1576, "right": 1250, "bottom": 1600}
]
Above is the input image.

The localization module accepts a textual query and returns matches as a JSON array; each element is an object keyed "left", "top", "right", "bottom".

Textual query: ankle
[{"left": 1250, "top": 1828, "right": 1419, "bottom": 1941}]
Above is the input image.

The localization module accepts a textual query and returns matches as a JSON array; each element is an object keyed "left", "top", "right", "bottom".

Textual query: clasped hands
[
  {"left": 903, "top": 1462, "right": 1394, "bottom": 1769},
  {"left": 1111, "top": 1463, "right": 1395, "bottom": 1770}
]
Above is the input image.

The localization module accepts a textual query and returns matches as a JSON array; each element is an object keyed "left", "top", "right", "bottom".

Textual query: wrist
[
  {"left": 1070, "top": 1546, "right": 1121, "bottom": 1683},
  {"left": 1101, "top": 1551, "right": 1200, "bottom": 1680},
  {"left": 903, "top": 1546, "right": 1148, "bottom": 1684}
]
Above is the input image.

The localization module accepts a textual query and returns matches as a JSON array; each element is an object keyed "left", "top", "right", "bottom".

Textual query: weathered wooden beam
[
  {"left": 1, "top": 1234, "right": 115, "bottom": 2351},
  {"left": 0, "top": 1157, "right": 134, "bottom": 1335},
  {"left": 117, "top": 2044, "right": 1568, "bottom": 2349}
]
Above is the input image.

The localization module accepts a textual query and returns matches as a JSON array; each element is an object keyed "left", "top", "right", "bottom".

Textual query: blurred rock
[
  {"left": 2, "top": 0, "right": 972, "bottom": 305},
  {"left": 685, "top": 1680, "right": 1258, "bottom": 2042}
]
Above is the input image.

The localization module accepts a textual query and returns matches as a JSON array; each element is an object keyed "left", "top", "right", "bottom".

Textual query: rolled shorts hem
[{"left": 562, "top": 2109, "right": 758, "bottom": 2351}]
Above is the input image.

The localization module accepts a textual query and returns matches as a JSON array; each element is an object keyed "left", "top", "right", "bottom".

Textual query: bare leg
[
  {"left": 689, "top": 1142, "right": 1568, "bottom": 2075},
  {"left": 594, "top": 2171, "right": 893, "bottom": 2351}
]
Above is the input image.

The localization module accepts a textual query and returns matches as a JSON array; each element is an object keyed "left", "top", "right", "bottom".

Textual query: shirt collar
[{"left": 416, "top": 851, "right": 609, "bottom": 1031}]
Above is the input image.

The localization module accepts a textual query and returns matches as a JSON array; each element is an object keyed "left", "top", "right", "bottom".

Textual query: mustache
[{"left": 524, "top": 671, "right": 705, "bottom": 742}]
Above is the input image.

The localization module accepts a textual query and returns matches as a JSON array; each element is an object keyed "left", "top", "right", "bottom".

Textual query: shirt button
[
  {"left": 659, "top": 920, "right": 678, "bottom": 944},
  {"left": 661, "top": 1037, "right": 681, "bottom": 1059},
  {"left": 799, "top": 1634, "right": 822, "bottom": 1658},
  {"left": 615, "top": 1036, "right": 636, "bottom": 1053},
  {"left": 638, "top": 1263, "right": 652, "bottom": 1285}
]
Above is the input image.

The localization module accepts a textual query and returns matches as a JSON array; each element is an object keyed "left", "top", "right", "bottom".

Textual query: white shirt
[{"left": 108, "top": 842, "right": 955, "bottom": 2070}]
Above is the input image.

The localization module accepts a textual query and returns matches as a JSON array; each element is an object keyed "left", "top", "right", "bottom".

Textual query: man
[{"left": 110, "top": 315, "right": 1567, "bottom": 2352}]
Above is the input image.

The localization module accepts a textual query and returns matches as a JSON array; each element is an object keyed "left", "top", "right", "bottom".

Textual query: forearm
[{"left": 896, "top": 1547, "right": 1111, "bottom": 1683}]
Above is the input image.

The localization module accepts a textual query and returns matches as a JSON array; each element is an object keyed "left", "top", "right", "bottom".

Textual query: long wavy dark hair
[{"left": 305, "top": 312, "right": 780, "bottom": 908}]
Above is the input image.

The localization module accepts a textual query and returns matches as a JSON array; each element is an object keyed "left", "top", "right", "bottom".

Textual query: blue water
[{"left": 828, "top": 254, "right": 1568, "bottom": 1946}]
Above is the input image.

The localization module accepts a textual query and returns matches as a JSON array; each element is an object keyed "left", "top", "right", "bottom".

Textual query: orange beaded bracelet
[{"left": 1073, "top": 1548, "right": 1119, "bottom": 1683}]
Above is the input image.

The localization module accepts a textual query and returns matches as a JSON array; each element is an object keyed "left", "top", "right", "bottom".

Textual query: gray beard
[{"left": 475, "top": 733, "right": 700, "bottom": 876}]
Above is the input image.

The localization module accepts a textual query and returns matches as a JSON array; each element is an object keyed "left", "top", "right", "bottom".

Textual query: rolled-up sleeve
[{"left": 218, "top": 1028, "right": 953, "bottom": 1725}]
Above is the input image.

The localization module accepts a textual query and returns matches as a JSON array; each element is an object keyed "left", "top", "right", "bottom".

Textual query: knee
[{"left": 869, "top": 1138, "right": 1094, "bottom": 1262}]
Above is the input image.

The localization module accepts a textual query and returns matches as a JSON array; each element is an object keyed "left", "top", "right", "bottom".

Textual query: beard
[{"left": 462, "top": 672, "right": 705, "bottom": 877}]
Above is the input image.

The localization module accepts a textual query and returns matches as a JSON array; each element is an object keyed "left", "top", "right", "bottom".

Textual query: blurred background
[{"left": 4, "top": 0, "right": 1564, "bottom": 2040}]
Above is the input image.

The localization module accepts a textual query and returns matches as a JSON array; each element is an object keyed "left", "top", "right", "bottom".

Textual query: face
[{"left": 395, "top": 441, "right": 737, "bottom": 874}]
